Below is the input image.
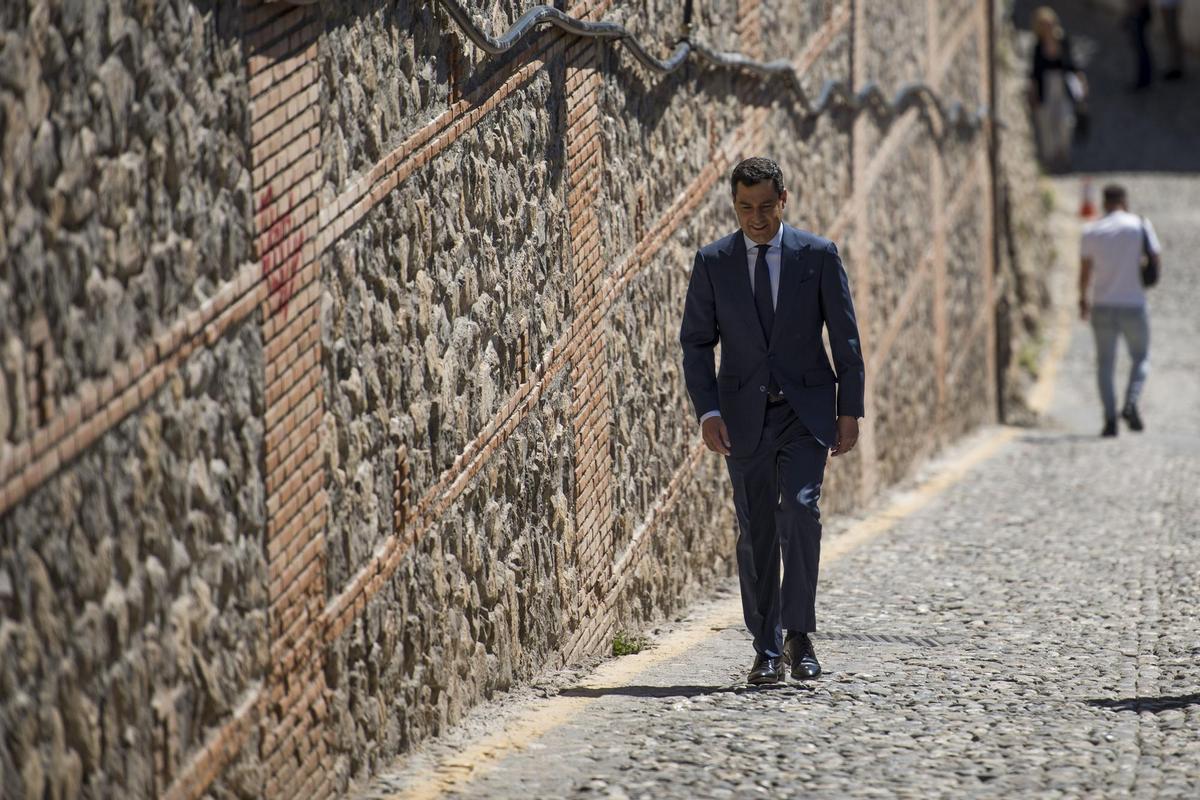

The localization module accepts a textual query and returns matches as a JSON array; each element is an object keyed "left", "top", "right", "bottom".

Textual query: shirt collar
[{"left": 743, "top": 224, "right": 784, "bottom": 253}]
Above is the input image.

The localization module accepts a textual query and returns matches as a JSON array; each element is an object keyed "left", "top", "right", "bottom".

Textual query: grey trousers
[
  {"left": 725, "top": 401, "right": 828, "bottom": 657},
  {"left": 1091, "top": 304, "right": 1150, "bottom": 421}
]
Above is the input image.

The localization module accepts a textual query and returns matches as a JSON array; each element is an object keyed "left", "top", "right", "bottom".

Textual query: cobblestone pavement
[{"left": 354, "top": 3, "right": 1200, "bottom": 798}]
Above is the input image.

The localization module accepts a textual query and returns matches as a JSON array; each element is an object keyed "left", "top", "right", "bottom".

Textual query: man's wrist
[{"left": 699, "top": 410, "right": 722, "bottom": 425}]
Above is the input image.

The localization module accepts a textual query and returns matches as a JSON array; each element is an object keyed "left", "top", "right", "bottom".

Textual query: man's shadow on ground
[
  {"left": 559, "top": 682, "right": 804, "bottom": 698},
  {"left": 1086, "top": 692, "right": 1200, "bottom": 713}
]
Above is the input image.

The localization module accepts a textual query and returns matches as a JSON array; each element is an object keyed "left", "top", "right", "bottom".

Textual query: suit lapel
[
  {"left": 720, "top": 231, "right": 767, "bottom": 349},
  {"left": 771, "top": 225, "right": 807, "bottom": 341}
]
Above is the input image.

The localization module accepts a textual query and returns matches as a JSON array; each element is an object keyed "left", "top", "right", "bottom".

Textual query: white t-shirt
[{"left": 1081, "top": 210, "right": 1162, "bottom": 307}]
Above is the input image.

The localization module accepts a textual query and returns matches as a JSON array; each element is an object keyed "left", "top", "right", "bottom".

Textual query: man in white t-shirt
[{"left": 1079, "top": 184, "right": 1162, "bottom": 436}]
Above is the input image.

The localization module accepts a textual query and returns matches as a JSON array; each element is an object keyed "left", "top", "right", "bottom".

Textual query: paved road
[{"left": 355, "top": 3, "right": 1200, "bottom": 797}]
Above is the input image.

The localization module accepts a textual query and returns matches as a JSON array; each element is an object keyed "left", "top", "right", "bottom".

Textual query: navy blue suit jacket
[{"left": 679, "top": 224, "right": 865, "bottom": 457}]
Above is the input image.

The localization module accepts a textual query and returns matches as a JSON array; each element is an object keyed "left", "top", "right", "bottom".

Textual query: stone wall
[
  {"left": 0, "top": 1, "right": 1052, "bottom": 798},
  {"left": 1, "top": 2, "right": 266, "bottom": 798},
  {"left": 1, "top": 320, "right": 267, "bottom": 799},
  {"left": 0, "top": 0, "right": 252, "bottom": 414},
  {"left": 992, "top": 1, "right": 1058, "bottom": 425}
]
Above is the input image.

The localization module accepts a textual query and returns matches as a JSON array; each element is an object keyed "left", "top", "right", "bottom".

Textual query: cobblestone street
[{"left": 355, "top": 3, "right": 1200, "bottom": 798}]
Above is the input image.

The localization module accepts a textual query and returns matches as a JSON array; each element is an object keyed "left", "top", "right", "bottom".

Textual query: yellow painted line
[
  {"left": 1026, "top": 291, "right": 1074, "bottom": 417},
  {"left": 387, "top": 600, "right": 742, "bottom": 800},
  {"left": 386, "top": 425, "right": 1023, "bottom": 799}
]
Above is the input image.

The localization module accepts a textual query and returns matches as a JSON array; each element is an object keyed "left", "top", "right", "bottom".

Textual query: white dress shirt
[
  {"left": 700, "top": 225, "right": 784, "bottom": 424},
  {"left": 744, "top": 225, "right": 784, "bottom": 309}
]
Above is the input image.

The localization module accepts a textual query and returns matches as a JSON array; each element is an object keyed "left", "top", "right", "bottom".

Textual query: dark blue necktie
[
  {"left": 754, "top": 243, "right": 781, "bottom": 397},
  {"left": 754, "top": 243, "right": 774, "bottom": 342}
]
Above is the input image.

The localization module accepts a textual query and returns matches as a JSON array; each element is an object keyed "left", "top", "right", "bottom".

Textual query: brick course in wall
[
  {"left": 0, "top": 1, "right": 1053, "bottom": 798},
  {"left": 565, "top": 62, "right": 618, "bottom": 654},
  {"left": 247, "top": 4, "right": 334, "bottom": 799}
]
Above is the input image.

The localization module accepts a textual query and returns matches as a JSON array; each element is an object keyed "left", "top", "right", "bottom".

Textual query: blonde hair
[{"left": 1033, "top": 6, "right": 1064, "bottom": 41}]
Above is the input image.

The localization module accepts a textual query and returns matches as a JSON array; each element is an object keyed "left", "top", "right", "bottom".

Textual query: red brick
[
  {"left": 267, "top": 492, "right": 315, "bottom": 556},
  {"left": 248, "top": 48, "right": 312, "bottom": 104},
  {"left": 271, "top": 470, "right": 323, "bottom": 546},
  {"left": 264, "top": 296, "right": 319, "bottom": 362},
  {"left": 268, "top": 503, "right": 320, "bottom": 570},
  {"left": 265, "top": 414, "right": 321, "bottom": 486},
  {"left": 264, "top": 445, "right": 318, "bottom": 519},
  {"left": 265, "top": 341, "right": 319, "bottom": 407},
  {"left": 269, "top": 557, "right": 321, "bottom": 625},
  {"left": 263, "top": 278, "right": 320, "bottom": 340}
]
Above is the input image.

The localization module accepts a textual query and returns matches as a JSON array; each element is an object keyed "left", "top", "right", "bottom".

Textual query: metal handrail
[{"left": 434, "top": 0, "right": 990, "bottom": 136}]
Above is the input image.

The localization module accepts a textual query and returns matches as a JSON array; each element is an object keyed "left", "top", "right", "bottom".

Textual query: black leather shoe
[
  {"left": 1121, "top": 404, "right": 1144, "bottom": 432},
  {"left": 1101, "top": 418, "right": 1118, "bottom": 437},
  {"left": 747, "top": 654, "right": 783, "bottom": 685},
  {"left": 784, "top": 633, "right": 821, "bottom": 680}
]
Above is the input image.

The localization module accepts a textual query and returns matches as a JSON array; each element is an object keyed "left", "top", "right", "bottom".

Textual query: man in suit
[{"left": 679, "top": 157, "right": 865, "bottom": 685}]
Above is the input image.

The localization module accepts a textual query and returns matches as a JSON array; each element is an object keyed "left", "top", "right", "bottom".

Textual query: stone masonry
[{"left": 0, "top": 1, "right": 1054, "bottom": 798}]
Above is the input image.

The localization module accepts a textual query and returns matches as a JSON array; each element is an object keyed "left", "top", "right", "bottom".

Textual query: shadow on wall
[
  {"left": 312, "top": 0, "right": 569, "bottom": 197},
  {"left": 607, "top": 55, "right": 974, "bottom": 149},
  {"left": 1010, "top": 0, "right": 1200, "bottom": 173}
]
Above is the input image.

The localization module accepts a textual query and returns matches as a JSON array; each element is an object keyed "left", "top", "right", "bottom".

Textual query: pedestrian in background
[
  {"left": 1158, "top": 0, "right": 1186, "bottom": 80},
  {"left": 1079, "top": 184, "right": 1162, "bottom": 437},
  {"left": 1127, "top": 0, "right": 1155, "bottom": 89},
  {"left": 1029, "top": 7, "right": 1086, "bottom": 172},
  {"left": 680, "top": 157, "right": 865, "bottom": 685}
]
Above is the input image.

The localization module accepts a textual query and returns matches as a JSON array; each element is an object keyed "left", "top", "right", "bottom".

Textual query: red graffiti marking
[{"left": 257, "top": 186, "right": 306, "bottom": 318}]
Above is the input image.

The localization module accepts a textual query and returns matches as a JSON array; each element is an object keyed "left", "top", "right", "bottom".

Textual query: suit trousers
[{"left": 725, "top": 401, "right": 828, "bottom": 658}]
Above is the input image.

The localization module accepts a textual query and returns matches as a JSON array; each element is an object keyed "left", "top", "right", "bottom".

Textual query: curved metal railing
[{"left": 434, "top": 0, "right": 990, "bottom": 136}]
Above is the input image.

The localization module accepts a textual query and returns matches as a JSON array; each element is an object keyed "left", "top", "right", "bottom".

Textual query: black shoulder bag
[{"left": 1140, "top": 218, "right": 1159, "bottom": 288}]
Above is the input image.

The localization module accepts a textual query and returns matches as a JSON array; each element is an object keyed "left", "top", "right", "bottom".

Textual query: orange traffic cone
[{"left": 1079, "top": 177, "right": 1097, "bottom": 219}]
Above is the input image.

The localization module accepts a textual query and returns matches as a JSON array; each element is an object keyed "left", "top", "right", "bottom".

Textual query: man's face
[{"left": 733, "top": 181, "right": 787, "bottom": 245}]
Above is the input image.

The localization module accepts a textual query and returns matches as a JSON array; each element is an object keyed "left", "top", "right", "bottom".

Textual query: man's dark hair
[
  {"left": 730, "top": 157, "right": 785, "bottom": 196},
  {"left": 1102, "top": 184, "right": 1127, "bottom": 206}
]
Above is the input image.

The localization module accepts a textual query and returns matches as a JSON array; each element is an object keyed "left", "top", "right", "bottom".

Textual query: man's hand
[
  {"left": 1079, "top": 296, "right": 1090, "bottom": 320},
  {"left": 701, "top": 416, "right": 732, "bottom": 456},
  {"left": 830, "top": 415, "right": 859, "bottom": 457}
]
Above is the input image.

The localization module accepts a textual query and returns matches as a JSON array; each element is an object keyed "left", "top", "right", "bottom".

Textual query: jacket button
[{"left": 759, "top": 385, "right": 766, "bottom": 392}]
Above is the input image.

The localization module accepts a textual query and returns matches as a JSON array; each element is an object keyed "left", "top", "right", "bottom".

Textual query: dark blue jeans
[{"left": 725, "top": 401, "right": 828, "bottom": 657}]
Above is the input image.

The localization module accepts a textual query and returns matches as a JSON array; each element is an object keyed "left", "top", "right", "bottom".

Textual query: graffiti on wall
[{"left": 257, "top": 187, "right": 306, "bottom": 317}]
